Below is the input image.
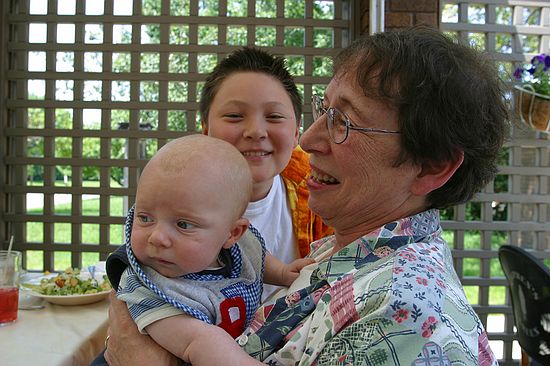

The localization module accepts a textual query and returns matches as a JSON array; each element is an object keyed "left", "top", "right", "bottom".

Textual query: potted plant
[{"left": 513, "top": 53, "right": 550, "bottom": 133}]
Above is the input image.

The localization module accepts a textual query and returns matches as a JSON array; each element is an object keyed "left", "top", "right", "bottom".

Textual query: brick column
[{"left": 359, "top": 0, "right": 439, "bottom": 34}]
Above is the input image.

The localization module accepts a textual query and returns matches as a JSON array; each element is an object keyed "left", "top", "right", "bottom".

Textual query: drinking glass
[{"left": 0, "top": 250, "right": 22, "bottom": 325}]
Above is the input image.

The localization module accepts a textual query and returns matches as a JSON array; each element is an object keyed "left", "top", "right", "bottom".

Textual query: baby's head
[
  {"left": 143, "top": 135, "right": 252, "bottom": 218},
  {"left": 132, "top": 135, "right": 253, "bottom": 277}
]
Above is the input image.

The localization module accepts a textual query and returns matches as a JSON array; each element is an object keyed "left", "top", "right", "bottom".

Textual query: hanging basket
[{"left": 514, "top": 85, "right": 550, "bottom": 133}]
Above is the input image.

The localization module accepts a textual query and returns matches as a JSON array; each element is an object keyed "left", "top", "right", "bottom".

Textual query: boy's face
[
  {"left": 203, "top": 72, "right": 299, "bottom": 191},
  {"left": 131, "top": 162, "right": 238, "bottom": 278}
]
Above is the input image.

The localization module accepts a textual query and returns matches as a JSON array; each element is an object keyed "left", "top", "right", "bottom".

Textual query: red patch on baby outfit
[{"left": 218, "top": 297, "right": 246, "bottom": 338}]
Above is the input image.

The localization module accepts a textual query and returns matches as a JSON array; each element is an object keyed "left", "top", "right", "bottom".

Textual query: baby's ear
[{"left": 222, "top": 218, "right": 249, "bottom": 249}]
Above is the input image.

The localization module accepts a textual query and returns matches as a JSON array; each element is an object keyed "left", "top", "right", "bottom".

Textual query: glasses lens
[{"left": 328, "top": 108, "right": 348, "bottom": 144}]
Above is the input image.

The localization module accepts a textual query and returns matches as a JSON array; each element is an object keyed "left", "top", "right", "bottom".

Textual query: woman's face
[
  {"left": 203, "top": 72, "right": 299, "bottom": 200},
  {"left": 300, "top": 71, "right": 422, "bottom": 243}
]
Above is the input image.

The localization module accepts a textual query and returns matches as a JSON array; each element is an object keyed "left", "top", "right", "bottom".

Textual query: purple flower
[
  {"left": 531, "top": 54, "right": 545, "bottom": 65},
  {"left": 516, "top": 53, "right": 549, "bottom": 97}
]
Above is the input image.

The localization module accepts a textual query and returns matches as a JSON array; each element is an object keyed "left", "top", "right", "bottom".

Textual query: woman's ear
[
  {"left": 411, "top": 151, "right": 464, "bottom": 196},
  {"left": 222, "top": 218, "right": 249, "bottom": 249}
]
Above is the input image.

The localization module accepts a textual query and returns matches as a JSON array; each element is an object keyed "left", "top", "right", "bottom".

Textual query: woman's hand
[{"left": 104, "top": 291, "right": 179, "bottom": 366}]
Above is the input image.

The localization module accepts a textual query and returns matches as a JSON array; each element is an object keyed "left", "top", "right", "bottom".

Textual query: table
[{"left": 0, "top": 295, "right": 109, "bottom": 366}]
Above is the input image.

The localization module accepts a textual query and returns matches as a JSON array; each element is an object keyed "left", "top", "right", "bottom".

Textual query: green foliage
[
  {"left": 227, "top": 26, "right": 247, "bottom": 45},
  {"left": 141, "top": 53, "right": 160, "bottom": 72},
  {"left": 284, "top": 27, "right": 304, "bottom": 47},
  {"left": 198, "top": 25, "right": 218, "bottom": 45},
  {"left": 313, "top": 1, "right": 333, "bottom": 19},
  {"left": 227, "top": 0, "right": 247, "bottom": 17},
  {"left": 170, "top": 25, "right": 189, "bottom": 45},
  {"left": 140, "top": 81, "right": 159, "bottom": 102},
  {"left": 284, "top": 0, "right": 304, "bottom": 18},
  {"left": 198, "top": 0, "right": 218, "bottom": 16},
  {"left": 142, "top": 24, "right": 160, "bottom": 43},
  {"left": 286, "top": 56, "right": 304, "bottom": 76},
  {"left": 467, "top": 32, "right": 485, "bottom": 51},
  {"left": 313, "top": 56, "right": 332, "bottom": 77},
  {"left": 256, "top": 26, "right": 276, "bottom": 46},
  {"left": 170, "top": 0, "right": 189, "bottom": 16},
  {"left": 314, "top": 29, "right": 333, "bottom": 48},
  {"left": 142, "top": 0, "right": 161, "bottom": 15},
  {"left": 256, "top": 0, "right": 276, "bottom": 17},
  {"left": 495, "top": 7, "right": 512, "bottom": 25},
  {"left": 113, "top": 52, "right": 131, "bottom": 73}
]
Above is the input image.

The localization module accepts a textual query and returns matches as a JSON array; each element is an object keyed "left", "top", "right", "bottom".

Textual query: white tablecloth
[{"left": 0, "top": 296, "right": 109, "bottom": 366}]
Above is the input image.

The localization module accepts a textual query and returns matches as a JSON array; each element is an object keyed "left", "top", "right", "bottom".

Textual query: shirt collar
[{"left": 310, "top": 209, "right": 442, "bottom": 284}]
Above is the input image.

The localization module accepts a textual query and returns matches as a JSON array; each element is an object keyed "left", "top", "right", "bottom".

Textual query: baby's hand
[{"left": 282, "top": 258, "right": 316, "bottom": 286}]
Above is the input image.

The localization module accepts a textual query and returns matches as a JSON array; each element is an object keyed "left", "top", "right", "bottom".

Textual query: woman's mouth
[{"left": 310, "top": 169, "right": 339, "bottom": 184}]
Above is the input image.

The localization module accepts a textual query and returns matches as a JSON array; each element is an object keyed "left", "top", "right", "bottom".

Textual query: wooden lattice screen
[
  {"left": 2, "top": 0, "right": 352, "bottom": 269},
  {"left": 440, "top": 1, "right": 550, "bottom": 365}
]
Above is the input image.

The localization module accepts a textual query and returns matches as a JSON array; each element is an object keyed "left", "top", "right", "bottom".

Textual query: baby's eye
[
  {"left": 177, "top": 220, "right": 195, "bottom": 230},
  {"left": 137, "top": 214, "right": 152, "bottom": 223}
]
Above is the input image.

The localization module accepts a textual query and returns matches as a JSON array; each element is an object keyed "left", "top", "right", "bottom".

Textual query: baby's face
[{"left": 130, "top": 163, "right": 238, "bottom": 277}]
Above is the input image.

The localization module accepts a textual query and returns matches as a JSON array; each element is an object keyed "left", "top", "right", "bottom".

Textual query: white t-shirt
[{"left": 244, "top": 175, "right": 297, "bottom": 301}]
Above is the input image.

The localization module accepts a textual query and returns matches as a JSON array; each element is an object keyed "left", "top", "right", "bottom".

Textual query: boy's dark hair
[
  {"left": 334, "top": 25, "right": 509, "bottom": 209},
  {"left": 199, "top": 47, "right": 302, "bottom": 124}
]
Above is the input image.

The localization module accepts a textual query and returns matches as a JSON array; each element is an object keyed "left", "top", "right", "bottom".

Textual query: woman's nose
[
  {"left": 300, "top": 113, "right": 328, "bottom": 153},
  {"left": 243, "top": 116, "right": 267, "bottom": 140}
]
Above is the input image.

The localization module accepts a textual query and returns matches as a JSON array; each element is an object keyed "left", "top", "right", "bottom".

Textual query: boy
[{"left": 117, "top": 135, "right": 311, "bottom": 360}]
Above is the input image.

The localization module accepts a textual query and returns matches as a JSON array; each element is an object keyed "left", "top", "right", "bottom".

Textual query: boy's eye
[
  {"left": 177, "top": 220, "right": 195, "bottom": 230},
  {"left": 223, "top": 113, "right": 243, "bottom": 120}
]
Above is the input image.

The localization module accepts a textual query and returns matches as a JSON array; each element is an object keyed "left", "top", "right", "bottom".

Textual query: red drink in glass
[{"left": 0, "top": 287, "right": 19, "bottom": 324}]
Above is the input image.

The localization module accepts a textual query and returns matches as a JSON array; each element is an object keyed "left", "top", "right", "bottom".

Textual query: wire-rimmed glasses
[{"left": 311, "top": 95, "right": 400, "bottom": 144}]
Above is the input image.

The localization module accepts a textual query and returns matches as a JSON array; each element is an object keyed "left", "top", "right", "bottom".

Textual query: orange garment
[{"left": 281, "top": 146, "right": 334, "bottom": 258}]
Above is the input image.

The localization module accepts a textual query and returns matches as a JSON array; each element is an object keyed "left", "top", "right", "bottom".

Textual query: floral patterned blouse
[{"left": 236, "top": 209, "right": 497, "bottom": 365}]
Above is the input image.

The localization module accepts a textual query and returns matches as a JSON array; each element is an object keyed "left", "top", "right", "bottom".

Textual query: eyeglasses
[{"left": 311, "top": 95, "right": 400, "bottom": 144}]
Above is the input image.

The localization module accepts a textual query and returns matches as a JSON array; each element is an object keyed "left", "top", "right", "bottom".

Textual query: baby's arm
[
  {"left": 263, "top": 253, "right": 315, "bottom": 287},
  {"left": 146, "top": 314, "right": 262, "bottom": 365}
]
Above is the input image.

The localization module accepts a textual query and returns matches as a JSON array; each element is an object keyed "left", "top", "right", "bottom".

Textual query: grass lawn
[
  {"left": 25, "top": 181, "right": 125, "bottom": 271},
  {"left": 442, "top": 230, "right": 507, "bottom": 305}
]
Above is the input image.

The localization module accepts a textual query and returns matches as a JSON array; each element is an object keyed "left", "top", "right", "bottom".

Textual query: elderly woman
[{"left": 102, "top": 25, "right": 508, "bottom": 365}]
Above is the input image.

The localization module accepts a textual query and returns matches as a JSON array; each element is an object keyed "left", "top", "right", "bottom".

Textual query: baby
[{"left": 117, "top": 134, "right": 311, "bottom": 360}]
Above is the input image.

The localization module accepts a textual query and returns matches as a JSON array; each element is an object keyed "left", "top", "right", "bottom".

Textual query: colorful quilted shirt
[{"left": 236, "top": 209, "right": 497, "bottom": 365}]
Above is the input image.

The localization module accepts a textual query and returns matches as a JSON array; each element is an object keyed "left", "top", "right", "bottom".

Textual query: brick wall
[{"left": 359, "top": 0, "right": 439, "bottom": 33}]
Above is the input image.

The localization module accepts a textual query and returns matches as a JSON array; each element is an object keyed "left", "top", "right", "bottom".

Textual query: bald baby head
[{"left": 141, "top": 134, "right": 252, "bottom": 219}]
